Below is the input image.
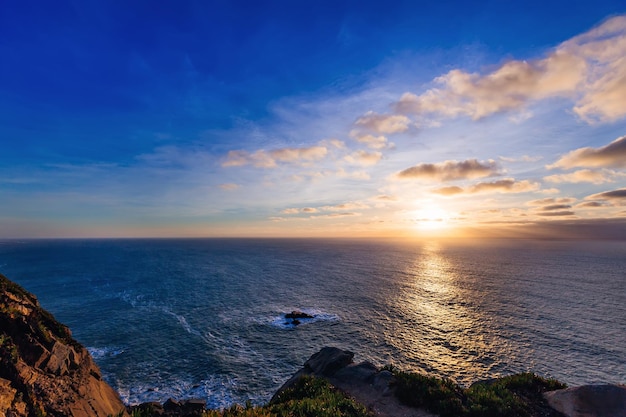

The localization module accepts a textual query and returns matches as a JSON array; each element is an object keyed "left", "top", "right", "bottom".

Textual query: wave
[
  {"left": 87, "top": 346, "right": 125, "bottom": 360},
  {"left": 116, "top": 374, "right": 240, "bottom": 409}
]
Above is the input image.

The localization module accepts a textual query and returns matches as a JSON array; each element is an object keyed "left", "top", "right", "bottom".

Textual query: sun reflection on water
[{"left": 385, "top": 241, "right": 496, "bottom": 383}]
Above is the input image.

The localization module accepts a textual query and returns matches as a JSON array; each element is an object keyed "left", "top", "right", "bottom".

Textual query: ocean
[{"left": 0, "top": 238, "right": 624, "bottom": 408}]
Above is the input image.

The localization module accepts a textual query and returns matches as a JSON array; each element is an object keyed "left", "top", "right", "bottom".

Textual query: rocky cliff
[{"left": 0, "top": 273, "right": 126, "bottom": 417}]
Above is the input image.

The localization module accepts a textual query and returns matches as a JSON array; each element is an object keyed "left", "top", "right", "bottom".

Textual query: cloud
[
  {"left": 548, "top": 135, "right": 626, "bottom": 169},
  {"left": 540, "top": 204, "right": 573, "bottom": 211},
  {"left": 320, "top": 139, "right": 346, "bottom": 149},
  {"left": 335, "top": 168, "right": 371, "bottom": 180},
  {"left": 499, "top": 155, "right": 543, "bottom": 163},
  {"left": 575, "top": 201, "right": 606, "bottom": 208},
  {"left": 469, "top": 179, "right": 540, "bottom": 194},
  {"left": 432, "top": 179, "right": 539, "bottom": 195},
  {"left": 527, "top": 197, "right": 577, "bottom": 206},
  {"left": 321, "top": 202, "right": 369, "bottom": 211},
  {"left": 350, "top": 132, "right": 391, "bottom": 150},
  {"left": 544, "top": 169, "right": 619, "bottom": 184},
  {"left": 373, "top": 195, "right": 397, "bottom": 201},
  {"left": 431, "top": 186, "right": 464, "bottom": 196},
  {"left": 219, "top": 183, "right": 240, "bottom": 190},
  {"left": 585, "top": 188, "right": 626, "bottom": 202},
  {"left": 344, "top": 150, "right": 382, "bottom": 166},
  {"left": 536, "top": 211, "right": 576, "bottom": 217},
  {"left": 393, "top": 15, "right": 626, "bottom": 123},
  {"left": 396, "top": 159, "right": 500, "bottom": 181},
  {"left": 354, "top": 111, "right": 410, "bottom": 134},
  {"left": 281, "top": 201, "right": 368, "bottom": 216},
  {"left": 223, "top": 145, "right": 328, "bottom": 168},
  {"left": 312, "top": 212, "right": 360, "bottom": 219},
  {"left": 281, "top": 207, "right": 319, "bottom": 214}
]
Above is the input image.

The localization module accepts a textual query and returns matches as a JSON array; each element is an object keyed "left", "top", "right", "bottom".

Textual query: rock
[
  {"left": 304, "top": 346, "right": 355, "bottom": 376},
  {"left": 163, "top": 398, "right": 182, "bottom": 411},
  {"left": 0, "top": 273, "right": 127, "bottom": 417},
  {"left": 544, "top": 384, "right": 626, "bottom": 417},
  {"left": 291, "top": 319, "right": 301, "bottom": 325},
  {"left": 273, "top": 347, "right": 435, "bottom": 417},
  {"left": 285, "top": 310, "right": 314, "bottom": 319},
  {"left": 182, "top": 399, "right": 206, "bottom": 415}
]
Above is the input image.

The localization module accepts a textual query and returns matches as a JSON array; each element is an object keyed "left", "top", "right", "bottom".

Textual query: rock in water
[
  {"left": 0, "top": 273, "right": 127, "bottom": 417},
  {"left": 285, "top": 310, "right": 314, "bottom": 319}
]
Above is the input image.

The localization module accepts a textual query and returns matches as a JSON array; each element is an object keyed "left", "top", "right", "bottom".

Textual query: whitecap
[
  {"left": 117, "top": 374, "right": 240, "bottom": 409},
  {"left": 88, "top": 346, "right": 125, "bottom": 360}
]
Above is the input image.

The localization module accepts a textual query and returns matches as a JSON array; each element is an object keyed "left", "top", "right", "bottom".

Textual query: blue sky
[{"left": 1, "top": 1, "right": 625, "bottom": 238}]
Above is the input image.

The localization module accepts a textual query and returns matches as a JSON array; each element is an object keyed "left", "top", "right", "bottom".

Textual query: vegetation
[
  {"left": 393, "top": 371, "right": 566, "bottom": 417},
  {"left": 122, "top": 376, "right": 372, "bottom": 417},
  {"left": 120, "top": 372, "right": 565, "bottom": 417}
]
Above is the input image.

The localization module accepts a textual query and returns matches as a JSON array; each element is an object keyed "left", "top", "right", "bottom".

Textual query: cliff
[{"left": 0, "top": 273, "right": 126, "bottom": 417}]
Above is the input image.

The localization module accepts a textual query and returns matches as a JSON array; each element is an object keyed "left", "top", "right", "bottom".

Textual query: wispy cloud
[
  {"left": 396, "top": 159, "right": 500, "bottom": 181},
  {"left": 527, "top": 197, "right": 577, "bottom": 206},
  {"left": 281, "top": 207, "right": 319, "bottom": 214},
  {"left": 344, "top": 150, "right": 383, "bottom": 166},
  {"left": 544, "top": 169, "right": 620, "bottom": 184},
  {"left": 223, "top": 145, "right": 328, "bottom": 168},
  {"left": 219, "top": 183, "right": 240, "bottom": 191}
]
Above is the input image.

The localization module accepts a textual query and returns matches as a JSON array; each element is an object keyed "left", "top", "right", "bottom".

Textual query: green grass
[{"left": 393, "top": 371, "right": 566, "bottom": 417}]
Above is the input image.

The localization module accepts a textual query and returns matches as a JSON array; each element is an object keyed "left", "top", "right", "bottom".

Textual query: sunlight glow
[{"left": 412, "top": 205, "right": 451, "bottom": 231}]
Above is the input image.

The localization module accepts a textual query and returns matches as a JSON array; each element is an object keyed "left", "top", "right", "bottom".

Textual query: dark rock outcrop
[
  {"left": 272, "top": 347, "right": 435, "bottom": 417},
  {"left": 285, "top": 310, "right": 314, "bottom": 320},
  {"left": 0, "top": 273, "right": 126, "bottom": 417}
]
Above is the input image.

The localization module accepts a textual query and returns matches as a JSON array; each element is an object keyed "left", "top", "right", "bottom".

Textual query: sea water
[{"left": 0, "top": 238, "right": 624, "bottom": 408}]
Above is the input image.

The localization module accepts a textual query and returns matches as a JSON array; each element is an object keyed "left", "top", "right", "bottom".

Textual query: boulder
[
  {"left": 544, "top": 384, "right": 626, "bottom": 417},
  {"left": 304, "top": 346, "right": 355, "bottom": 376},
  {"left": 0, "top": 273, "right": 127, "bottom": 417}
]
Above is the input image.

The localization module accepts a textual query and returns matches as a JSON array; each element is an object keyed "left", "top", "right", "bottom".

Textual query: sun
[{"left": 413, "top": 205, "right": 451, "bottom": 231}]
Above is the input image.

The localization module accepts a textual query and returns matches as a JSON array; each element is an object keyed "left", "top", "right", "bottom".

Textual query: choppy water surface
[{"left": 0, "top": 238, "right": 624, "bottom": 407}]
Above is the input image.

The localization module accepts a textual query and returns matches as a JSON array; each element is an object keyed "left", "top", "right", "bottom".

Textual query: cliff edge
[{"left": 0, "top": 273, "right": 126, "bottom": 417}]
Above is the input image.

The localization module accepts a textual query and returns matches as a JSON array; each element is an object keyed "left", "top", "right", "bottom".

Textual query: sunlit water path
[{"left": 1, "top": 238, "right": 624, "bottom": 408}]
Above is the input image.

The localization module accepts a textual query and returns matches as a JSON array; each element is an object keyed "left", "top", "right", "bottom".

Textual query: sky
[{"left": 1, "top": 0, "right": 626, "bottom": 239}]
